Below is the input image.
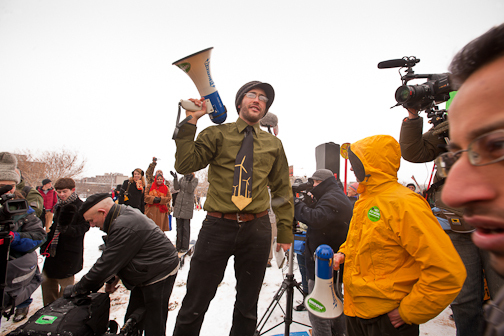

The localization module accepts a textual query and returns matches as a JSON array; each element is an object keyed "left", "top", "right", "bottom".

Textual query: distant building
[{"left": 77, "top": 173, "right": 128, "bottom": 198}]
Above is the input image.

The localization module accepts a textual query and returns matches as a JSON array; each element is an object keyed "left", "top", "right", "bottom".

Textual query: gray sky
[{"left": 2, "top": 0, "right": 503, "bottom": 187}]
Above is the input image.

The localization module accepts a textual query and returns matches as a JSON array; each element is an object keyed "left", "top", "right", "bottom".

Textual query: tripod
[{"left": 255, "top": 245, "right": 311, "bottom": 336}]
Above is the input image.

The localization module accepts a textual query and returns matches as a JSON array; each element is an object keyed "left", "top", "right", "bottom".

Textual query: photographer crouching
[
  {"left": 294, "top": 169, "right": 353, "bottom": 336},
  {"left": 399, "top": 106, "right": 504, "bottom": 336},
  {"left": 64, "top": 193, "right": 179, "bottom": 336}
]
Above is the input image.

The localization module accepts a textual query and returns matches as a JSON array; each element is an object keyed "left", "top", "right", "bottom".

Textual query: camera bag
[
  {"left": 8, "top": 292, "right": 110, "bottom": 336},
  {"left": 293, "top": 232, "right": 306, "bottom": 255}
]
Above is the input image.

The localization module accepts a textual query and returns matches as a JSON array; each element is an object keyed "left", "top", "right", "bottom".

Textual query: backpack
[{"left": 8, "top": 293, "right": 110, "bottom": 336}]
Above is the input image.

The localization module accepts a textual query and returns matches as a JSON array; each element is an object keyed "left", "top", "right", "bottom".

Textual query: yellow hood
[{"left": 350, "top": 134, "right": 400, "bottom": 192}]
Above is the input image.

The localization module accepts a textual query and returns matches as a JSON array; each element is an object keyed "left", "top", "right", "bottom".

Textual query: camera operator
[
  {"left": 294, "top": 169, "right": 353, "bottom": 336},
  {"left": 399, "top": 106, "right": 504, "bottom": 336},
  {"left": 0, "top": 152, "right": 46, "bottom": 322}
]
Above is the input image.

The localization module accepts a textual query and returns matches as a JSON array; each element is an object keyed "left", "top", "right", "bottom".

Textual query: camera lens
[{"left": 395, "top": 85, "right": 413, "bottom": 103}]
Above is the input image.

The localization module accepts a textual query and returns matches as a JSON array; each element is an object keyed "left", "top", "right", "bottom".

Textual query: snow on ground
[{"left": 1, "top": 207, "right": 456, "bottom": 335}]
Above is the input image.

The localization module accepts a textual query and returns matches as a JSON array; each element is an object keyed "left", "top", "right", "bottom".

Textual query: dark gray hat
[
  {"left": 80, "top": 193, "right": 111, "bottom": 215},
  {"left": 308, "top": 169, "right": 334, "bottom": 183},
  {"left": 235, "top": 81, "right": 275, "bottom": 115},
  {"left": 0, "top": 152, "right": 20, "bottom": 184}
]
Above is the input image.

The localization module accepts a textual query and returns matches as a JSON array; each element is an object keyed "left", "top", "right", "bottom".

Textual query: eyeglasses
[
  {"left": 435, "top": 129, "right": 504, "bottom": 178},
  {"left": 245, "top": 92, "right": 268, "bottom": 103}
]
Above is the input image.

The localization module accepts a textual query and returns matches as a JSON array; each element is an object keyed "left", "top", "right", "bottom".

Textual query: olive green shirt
[{"left": 175, "top": 117, "right": 294, "bottom": 244}]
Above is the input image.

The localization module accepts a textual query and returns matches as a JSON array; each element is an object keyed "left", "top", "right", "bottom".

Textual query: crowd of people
[{"left": 1, "top": 23, "right": 503, "bottom": 336}]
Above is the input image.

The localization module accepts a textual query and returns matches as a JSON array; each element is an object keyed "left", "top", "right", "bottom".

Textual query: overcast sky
[{"left": 2, "top": 0, "right": 503, "bottom": 187}]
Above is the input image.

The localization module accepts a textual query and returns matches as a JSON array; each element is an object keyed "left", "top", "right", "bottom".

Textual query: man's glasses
[
  {"left": 435, "top": 129, "right": 504, "bottom": 178},
  {"left": 245, "top": 92, "right": 268, "bottom": 103}
]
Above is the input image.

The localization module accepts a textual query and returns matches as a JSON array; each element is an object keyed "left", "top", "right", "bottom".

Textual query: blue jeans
[
  {"left": 447, "top": 231, "right": 504, "bottom": 336},
  {"left": 297, "top": 253, "right": 308, "bottom": 294},
  {"left": 173, "top": 214, "right": 271, "bottom": 336},
  {"left": 16, "top": 297, "right": 33, "bottom": 309}
]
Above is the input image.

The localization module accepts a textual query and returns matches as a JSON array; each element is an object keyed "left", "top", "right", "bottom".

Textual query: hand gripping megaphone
[
  {"left": 172, "top": 47, "right": 227, "bottom": 124},
  {"left": 305, "top": 244, "right": 343, "bottom": 318}
]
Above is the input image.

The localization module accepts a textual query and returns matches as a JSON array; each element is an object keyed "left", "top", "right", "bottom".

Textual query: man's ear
[{"left": 71, "top": 188, "right": 76, "bottom": 193}]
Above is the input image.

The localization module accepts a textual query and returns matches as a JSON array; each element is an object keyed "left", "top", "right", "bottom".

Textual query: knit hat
[
  {"left": 42, "top": 178, "right": 52, "bottom": 186},
  {"left": 235, "top": 81, "right": 275, "bottom": 115},
  {"left": 348, "top": 182, "right": 359, "bottom": 192},
  {"left": 0, "top": 152, "right": 20, "bottom": 184},
  {"left": 308, "top": 169, "right": 334, "bottom": 183},
  {"left": 80, "top": 193, "right": 111, "bottom": 215}
]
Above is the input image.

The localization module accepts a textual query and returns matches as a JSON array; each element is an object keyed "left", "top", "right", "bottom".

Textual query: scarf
[
  {"left": 48, "top": 192, "right": 79, "bottom": 257},
  {"left": 147, "top": 178, "right": 169, "bottom": 213}
]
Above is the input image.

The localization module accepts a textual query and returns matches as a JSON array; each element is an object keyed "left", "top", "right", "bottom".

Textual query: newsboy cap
[
  {"left": 235, "top": 81, "right": 275, "bottom": 115},
  {"left": 308, "top": 169, "right": 334, "bottom": 183}
]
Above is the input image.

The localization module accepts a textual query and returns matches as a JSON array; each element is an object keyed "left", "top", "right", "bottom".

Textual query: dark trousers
[
  {"left": 346, "top": 314, "right": 419, "bottom": 336},
  {"left": 173, "top": 214, "right": 272, "bottom": 336},
  {"left": 176, "top": 218, "right": 191, "bottom": 251},
  {"left": 126, "top": 274, "right": 176, "bottom": 336}
]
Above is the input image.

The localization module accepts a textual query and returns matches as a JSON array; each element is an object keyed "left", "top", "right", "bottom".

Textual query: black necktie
[{"left": 232, "top": 126, "right": 253, "bottom": 210}]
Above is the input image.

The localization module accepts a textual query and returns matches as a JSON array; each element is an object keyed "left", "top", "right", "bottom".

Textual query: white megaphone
[
  {"left": 305, "top": 244, "right": 343, "bottom": 319},
  {"left": 172, "top": 47, "right": 227, "bottom": 124}
]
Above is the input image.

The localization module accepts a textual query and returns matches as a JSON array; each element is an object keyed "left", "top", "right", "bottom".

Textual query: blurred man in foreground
[{"left": 437, "top": 23, "right": 504, "bottom": 336}]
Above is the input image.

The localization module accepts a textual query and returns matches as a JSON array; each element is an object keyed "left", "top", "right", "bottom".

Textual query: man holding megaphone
[{"left": 172, "top": 81, "right": 294, "bottom": 336}]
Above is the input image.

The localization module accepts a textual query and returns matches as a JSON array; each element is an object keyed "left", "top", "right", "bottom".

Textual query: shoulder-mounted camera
[{"left": 378, "top": 56, "right": 454, "bottom": 127}]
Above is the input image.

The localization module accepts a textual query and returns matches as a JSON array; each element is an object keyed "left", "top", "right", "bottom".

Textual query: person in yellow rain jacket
[{"left": 333, "top": 134, "right": 466, "bottom": 336}]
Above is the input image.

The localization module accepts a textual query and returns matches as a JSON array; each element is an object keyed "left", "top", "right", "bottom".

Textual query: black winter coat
[
  {"left": 40, "top": 196, "right": 90, "bottom": 279},
  {"left": 119, "top": 179, "right": 145, "bottom": 213},
  {"left": 79, "top": 204, "right": 179, "bottom": 291},
  {"left": 294, "top": 176, "right": 353, "bottom": 281}
]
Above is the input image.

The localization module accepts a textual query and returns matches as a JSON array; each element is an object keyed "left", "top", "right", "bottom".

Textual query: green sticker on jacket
[{"left": 368, "top": 206, "right": 381, "bottom": 222}]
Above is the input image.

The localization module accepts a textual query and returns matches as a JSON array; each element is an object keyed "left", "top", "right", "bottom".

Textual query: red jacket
[{"left": 37, "top": 187, "right": 58, "bottom": 212}]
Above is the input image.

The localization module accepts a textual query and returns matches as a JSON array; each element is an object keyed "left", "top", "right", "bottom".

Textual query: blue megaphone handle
[
  {"left": 204, "top": 91, "right": 227, "bottom": 124},
  {"left": 315, "top": 244, "right": 334, "bottom": 280}
]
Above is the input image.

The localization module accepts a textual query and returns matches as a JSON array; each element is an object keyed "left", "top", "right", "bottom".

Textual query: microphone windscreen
[
  {"left": 377, "top": 59, "right": 408, "bottom": 69},
  {"left": 0, "top": 184, "right": 14, "bottom": 195}
]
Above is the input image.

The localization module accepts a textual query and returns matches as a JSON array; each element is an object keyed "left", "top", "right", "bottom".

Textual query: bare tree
[{"left": 16, "top": 149, "right": 86, "bottom": 187}]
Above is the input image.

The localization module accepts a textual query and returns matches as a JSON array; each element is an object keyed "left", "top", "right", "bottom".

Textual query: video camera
[
  {"left": 0, "top": 193, "right": 28, "bottom": 225},
  {"left": 378, "top": 56, "right": 454, "bottom": 127},
  {"left": 292, "top": 180, "right": 314, "bottom": 207}
]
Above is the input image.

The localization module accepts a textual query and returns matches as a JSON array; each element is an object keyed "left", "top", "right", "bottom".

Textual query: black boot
[{"left": 13, "top": 306, "right": 29, "bottom": 322}]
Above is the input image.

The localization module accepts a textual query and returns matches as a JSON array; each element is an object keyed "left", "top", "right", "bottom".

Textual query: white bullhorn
[
  {"left": 305, "top": 244, "right": 343, "bottom": 319},
  {"left": 172, "top": 47, "right": 227, "bottom": 124}
]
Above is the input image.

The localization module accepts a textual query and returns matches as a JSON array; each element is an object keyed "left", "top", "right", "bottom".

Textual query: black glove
[
  {"left": 58, "top": 203, "right": 77, "bottom": 226},
  {"left": 63, "top": 282, "right": 89, "bottom": 299},
  {"left": 153, "top": 197, "right": 161, "bottom": 204},
  {"left": 170, "top": 171, "right": 177, "bottom": 178}
]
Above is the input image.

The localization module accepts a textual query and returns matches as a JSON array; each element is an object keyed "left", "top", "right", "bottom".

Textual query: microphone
[{"left": 377, "top": 59, "right": 410, "bottom": 69}]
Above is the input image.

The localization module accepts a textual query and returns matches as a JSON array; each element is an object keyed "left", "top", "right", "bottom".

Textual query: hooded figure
[{"left": 339, "top": 135, "right": 466, "bottom": 330}]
